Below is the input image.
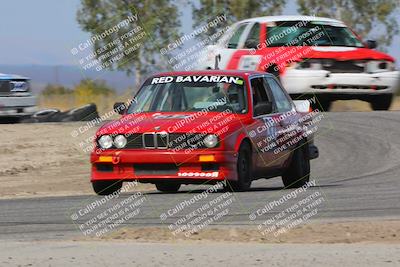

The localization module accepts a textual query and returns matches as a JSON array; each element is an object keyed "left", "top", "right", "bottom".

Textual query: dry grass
[
  {"left": 38, "top": 94, "right": 113, "bottom": 115},
  {"left": 39, "top": 94, "right": 400, "bottom": 115},
  {"left": 38, "top": 90, "right": 135, "bottom": 115}
]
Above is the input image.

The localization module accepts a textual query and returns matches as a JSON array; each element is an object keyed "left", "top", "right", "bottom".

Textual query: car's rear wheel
[
  {"left": 312, "top": 98, "right": 331, "bottom": 111},
  {"left": 370, "top": 94, "right": 392, "bottom": 111},
  {"left": 282, "top": 142, "right": 310, "bottom": 188},
  {"left": 227, "top": 142, "right": 252, "bottom": 192},
  {"left": 155, "top": 183, "right": 181, "bottom": 193},
  {"left": 92, "top": 180, "right": 122, "bottom": 195}
]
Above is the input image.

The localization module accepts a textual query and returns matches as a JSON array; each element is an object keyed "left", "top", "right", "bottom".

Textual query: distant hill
[{"left": 0, "top": 64, "right": 136, "bottom": 94}]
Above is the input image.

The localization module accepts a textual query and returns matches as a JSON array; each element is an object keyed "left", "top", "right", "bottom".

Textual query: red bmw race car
[
  {"left": 197, "top": 16, "right": 400, "bottom": 111},
  {"left": 90, "top": 70, "right": 319, "bottom": 195}
]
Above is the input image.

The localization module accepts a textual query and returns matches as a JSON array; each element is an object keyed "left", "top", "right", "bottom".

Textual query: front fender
[{"left": 234, "top": 132, "right": 249, "bottom": 153}]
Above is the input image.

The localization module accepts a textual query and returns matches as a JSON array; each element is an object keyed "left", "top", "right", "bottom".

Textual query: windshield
[
  {"left": 128, "top": 75, "right": 248, "bottom": 114},
  {"left": 266, "top": 21, "right": 364, "bottom": 47}
]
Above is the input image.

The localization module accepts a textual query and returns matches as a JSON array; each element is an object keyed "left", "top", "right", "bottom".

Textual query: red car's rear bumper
[{"left": 90, "top": 149, "right": 238, "bottom": 183}]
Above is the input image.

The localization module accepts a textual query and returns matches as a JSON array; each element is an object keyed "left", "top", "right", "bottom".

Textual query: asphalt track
[{"left": 1, "top": 111, "right": 400, "bottom": 240}]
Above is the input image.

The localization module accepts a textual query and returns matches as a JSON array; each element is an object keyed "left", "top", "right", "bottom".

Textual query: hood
[
  {"left": 98, "top": 112, "right": 248, "bottom": 136},
  {"left": 303, "top": 46, "right": 394, "bottom": 61},
  {"left": 0, "top": 73, "right": 29, "bottom": 80},
  {"left": 227, "top": 46, "right": 395, "bottom": 70}
]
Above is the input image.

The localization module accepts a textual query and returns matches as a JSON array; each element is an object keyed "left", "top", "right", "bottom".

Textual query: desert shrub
[
  {"left": 41, "top": 84, "right": 73, "bottom": 96},
  {"left": 39, "top": 79, "right": 116, "bottom": 113}
]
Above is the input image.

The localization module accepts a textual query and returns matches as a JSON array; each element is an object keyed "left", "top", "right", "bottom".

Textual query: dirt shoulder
[
  {"left": 97, "top": 220, "right": 400, "bottom": 244},
  {"left": 1, "top": 220, "right": 399, "bottom": 266},
  {"left": 0, "top": 122, "right": 153, "bottom": 199}
]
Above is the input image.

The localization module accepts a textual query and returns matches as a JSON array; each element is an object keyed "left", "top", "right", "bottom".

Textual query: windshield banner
[{"left": 151, "top": 75, "right": 244, "bottom": 85}]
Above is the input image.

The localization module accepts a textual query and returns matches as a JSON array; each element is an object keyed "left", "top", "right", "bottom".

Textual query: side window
[
  {"left": 251, "top": 77, "right": 269, "bottom": 107},
  {"left": 227, "top": 23, "right": 247, "bottom": 49},
  {"left": 265, "top": 78, "right": 292, "bottom": 112},
  {"left": 244, "top": 23, "right": 260, "bottom": 48}
]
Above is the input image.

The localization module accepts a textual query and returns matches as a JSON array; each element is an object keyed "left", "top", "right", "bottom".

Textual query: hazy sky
[
  {"left": 0, "top": 0, "right": 88, "bottom": 65},
  {"left": 0, "top": 0, "right": 399, "bottom": 66}
]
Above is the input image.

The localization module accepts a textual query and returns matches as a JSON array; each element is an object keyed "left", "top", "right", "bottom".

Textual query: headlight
[
  {"left": 114, "top": 134, "right": 127, "bottom": 148},
  {"left": 98, "top": 135, "right": 113, "bottom": 149},
  {"left": 366, "top": 60, "right": 395, "bottom": 73},
  {"left": 203, "top": 134, "right": 218, "bottom": 148}
]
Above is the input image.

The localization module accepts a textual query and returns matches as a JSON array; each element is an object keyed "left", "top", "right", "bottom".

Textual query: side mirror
[
  {"left": 293, "top": 100, "right": 311, "bottom": 113},
  {"left": 366, "top": 40, "right": 377, "bottom": 49},
  {"left": 254, "top": 102, "right": 273, "bottom": 117},
  {"left": 113, "top": 102, "right": 126, "bottom": 115},
  {"left": 244, "top": 39, "right": 259, "bottom": 49}
]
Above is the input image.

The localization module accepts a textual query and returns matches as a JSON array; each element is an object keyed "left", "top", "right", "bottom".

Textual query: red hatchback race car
[{"left": 90, "top": 70, "right": 319, "bottom": 195}]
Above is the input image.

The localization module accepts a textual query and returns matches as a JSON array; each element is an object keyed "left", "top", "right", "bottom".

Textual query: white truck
[{"left": 0, "top": 73, "right": 36, "bottom": 120}]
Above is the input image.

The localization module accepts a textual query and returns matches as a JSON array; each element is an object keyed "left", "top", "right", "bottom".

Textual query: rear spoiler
[{"left": 293, "top": 100, "right": 312, "bottom": 113}]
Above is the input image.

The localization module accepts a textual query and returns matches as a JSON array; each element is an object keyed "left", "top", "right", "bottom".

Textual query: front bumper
[
  {"left": 0, "top": 95, "right": 37, "bottom": 116},
  {"left": 282, "top": 69, "right": 400, "bottom": 95},
  {"left": 90, "top": 149, "right": 238, "bottom": 183}
]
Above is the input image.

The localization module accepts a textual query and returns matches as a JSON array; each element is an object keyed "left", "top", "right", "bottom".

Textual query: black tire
[
  {"left": 312, "top": 98, "right": 331, "bottom": 111},
  {"left": 370, "top": 95, "right": 393, "bottom": 111},
  {"left": 92, "top": 180, "right": 122, "bottom": 195},
  {"left": 32, "top": 109, "right": 71, "bottom": 122},
  {"left": 31, "top": 109, "right": 61, "bottom": 122},
  {"left": 282, "top": 142, "right": 310, "bottom": 188},
  {"left": 227, "top": 142, "right": 252, "bottom": 192},
  {"left": 66, "top": 103, "right": 99, "bottom": 121},
  {"left": 155, "top": 183, "right": 181, "bottom": 193}
]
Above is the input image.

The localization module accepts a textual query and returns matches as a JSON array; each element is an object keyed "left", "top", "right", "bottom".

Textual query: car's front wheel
[
  {"left": 311, "top": 98, "right": 331, "bottom": 111},
  {"left": 226, "top": 142, "right": 252, "bottom": 192},
  {"left": 155, "top": 183, "right": 181, "bottom": 193},
  {"left": 92, "top": 180, "right": 122, "bottom": 195},
  {"left": 282, "top": 142, "right": 310, "bottom": 188},
  {"left": 370, "top": 94, "right": 393, "bottom": 111}
]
